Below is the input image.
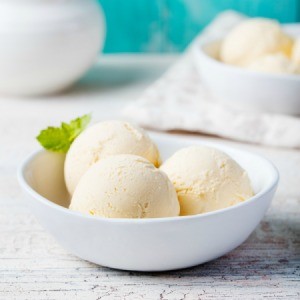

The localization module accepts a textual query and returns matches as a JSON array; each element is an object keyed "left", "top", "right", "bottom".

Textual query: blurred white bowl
[
  {"left": 18, "top": 133, "right": 279, "bottom": 271},
  {"left": 194, "top": 40, "right": 300, "bottom": 115},
  {"left": 0, "top": 0, "right": 105, "bottom": 96}
]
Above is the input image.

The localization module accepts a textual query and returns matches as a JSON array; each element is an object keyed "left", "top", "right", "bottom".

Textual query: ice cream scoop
[
  {"left": 64, "top": 120, "right": 161, "bottom": 195},
  {"left": 247, "top": 53, "right": 300, "bottom": 75},
  {"left": 220, "top": 18, "right": 293, "bottom": 67},
  {"left": 70, "top": 155, "right": 180, "bottom": 218},
  {"left": 292, "top": 38, "right": 300, "bottom": 65},
  {"left": 160, "top": 146, "right": 254, "bottom": 216}
]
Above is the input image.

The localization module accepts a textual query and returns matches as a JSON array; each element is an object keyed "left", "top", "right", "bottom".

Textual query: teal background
[{"left": 98, "top": 0, "right": 300, "bottom": 53}]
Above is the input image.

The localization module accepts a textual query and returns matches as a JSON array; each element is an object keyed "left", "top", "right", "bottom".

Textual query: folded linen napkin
[{"left": 123, "top": 11, "right": 300, "bottom": 148}]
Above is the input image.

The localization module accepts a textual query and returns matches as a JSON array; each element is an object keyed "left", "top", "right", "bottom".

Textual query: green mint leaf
[
  {"left": 36, "top": 114, "right": 91, "bottom": 153},
  {"left": 62, "top": 114, "right": 91, "bottom": 142},
  {"left": 36, "top": 127, "right": 71, "bottom": 153}
]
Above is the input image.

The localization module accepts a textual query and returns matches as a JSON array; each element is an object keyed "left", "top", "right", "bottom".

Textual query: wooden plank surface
[{"left": 0, "top": 56, "right": 299, "bottom": 299}]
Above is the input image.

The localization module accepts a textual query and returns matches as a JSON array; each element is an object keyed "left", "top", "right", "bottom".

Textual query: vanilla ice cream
[
  {"left": 292, "top": 38, "right": 300, "bottom": 65},
  {"left": 65, "top": 121, "right": 161, "bottom": 195},
  {"left": 160, "top": 146, "right": 253, "bottom": 216},
  {"left": 70, "top": 155, "right": 180, "bottom": 218},
  {"left": 247, "top": 53, "right": 300, "bottom": 74},
  {"left": 220, "top": 18, "right": 293, "bottom": 67}
]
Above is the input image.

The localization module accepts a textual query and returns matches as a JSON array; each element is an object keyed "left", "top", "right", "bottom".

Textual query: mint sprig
[{"left": 36, "top": 114, "right": 91, "bottom": 153}]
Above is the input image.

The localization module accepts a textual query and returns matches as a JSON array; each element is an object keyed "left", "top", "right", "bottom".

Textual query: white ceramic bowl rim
[
  {"left": 197, "top": 39, "right": 300, "bottom": 81},
  {"left": 18, "top": 142, "right": 279, "bottom": 224}
]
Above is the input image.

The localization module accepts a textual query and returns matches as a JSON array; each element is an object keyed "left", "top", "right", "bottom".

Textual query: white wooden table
[{"left": 0, "top": 55, "right": 299, "bottom": 300}]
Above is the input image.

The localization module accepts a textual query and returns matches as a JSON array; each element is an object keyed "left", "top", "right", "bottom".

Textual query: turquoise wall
[{"left": 98, "top": 0, "right": 300, "bottom": 53}]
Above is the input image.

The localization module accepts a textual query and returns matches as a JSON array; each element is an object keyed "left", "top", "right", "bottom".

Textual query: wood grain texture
[{"left": 0, "top": 56, "right": 299, "bottom": 299}]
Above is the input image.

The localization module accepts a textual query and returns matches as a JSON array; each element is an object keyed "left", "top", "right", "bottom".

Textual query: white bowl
[
  {"left": 194, "top": 40, "right": 300, "bottom": 115},
  {"left": 18, "top": 133, "right": 279, "bottom": 271},
  {"left": 0, "top": 0, "right": 105, "bottom": 96}
]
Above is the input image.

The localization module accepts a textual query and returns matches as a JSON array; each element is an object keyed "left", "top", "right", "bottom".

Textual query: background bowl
[
  {"left": 0, "top": 0, "right": 105, "bottom": 96},
  {"left": 194, "top": 40, "right": 300, "bottom": 115},
  {"left": 18, "top": 133, "right": 279, "bottom": 271}
]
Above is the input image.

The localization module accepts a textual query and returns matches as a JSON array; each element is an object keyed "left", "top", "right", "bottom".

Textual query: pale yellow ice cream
[
  {"left": 65, "top": 120, "right": 161, "bottom": 195},
  {"left": 292, "top": 38, "right": 300, "bottom": 65},
  {"left": 70, "top": 155, "right": 180, "bottom": 218},
  {"left": 220, "top": 18, "right": 293, "bottom": 67},
  {"left": 160, "top": 146, "right": 254, "bottom": 216},
  {"left": 247, "top": 53, "right": 300, "bottom": 74}
]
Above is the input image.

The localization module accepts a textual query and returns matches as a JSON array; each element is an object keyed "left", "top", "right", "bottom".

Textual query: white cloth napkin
[{"left": 123, "top": 11, "right": 300, "bottom": 148}]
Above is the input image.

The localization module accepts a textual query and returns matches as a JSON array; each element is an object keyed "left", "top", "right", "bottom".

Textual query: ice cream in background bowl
[
  {"left": 219, "top": 17, "right": 300, "bottom": 75},
  {"left": 220, "top": 18, "right": 294, "bottom": 68}
]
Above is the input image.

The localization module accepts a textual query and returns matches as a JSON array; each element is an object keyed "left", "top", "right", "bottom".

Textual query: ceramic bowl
[
  {"left": 0, "top": 0, "right": 105, "bottom": 96},
  {"left": 194, "top": 40, "right": 300, "bottom": 115},
  {"left": 18, "top": 133, "right": 279, "bottom": 271}
]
